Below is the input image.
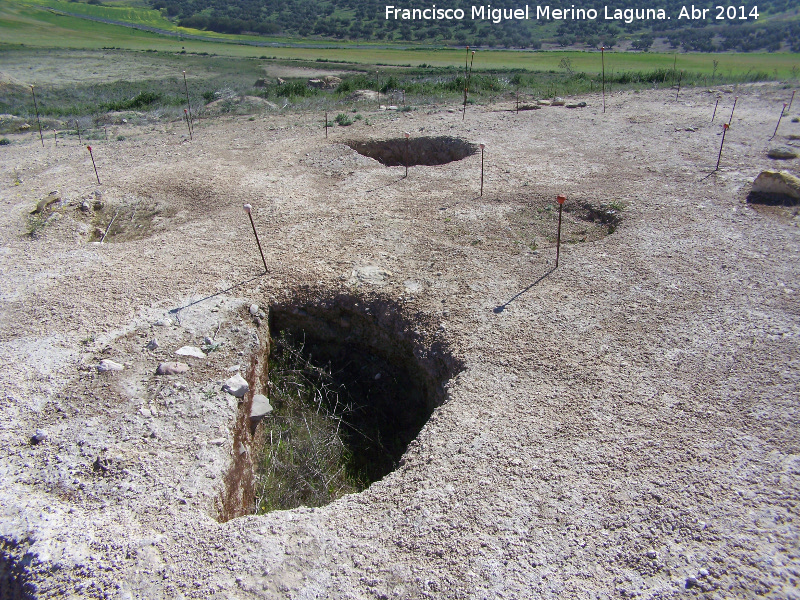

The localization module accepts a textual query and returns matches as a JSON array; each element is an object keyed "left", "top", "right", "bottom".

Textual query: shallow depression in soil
[
  {"left": 346, "top": 136, "right": 478, "bottom": 167},
  {"left": 252, "top": 294, "right": 462, "bottom": 513}
]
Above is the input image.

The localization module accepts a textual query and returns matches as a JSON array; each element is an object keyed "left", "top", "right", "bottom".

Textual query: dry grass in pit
[{"left": 253, "top": 331, "right": 363, "bottom": 513}]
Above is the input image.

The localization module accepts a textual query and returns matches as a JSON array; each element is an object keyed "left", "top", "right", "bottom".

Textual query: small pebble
[{"left": 249, "top": 304, "right": 259, "bottom": 316}]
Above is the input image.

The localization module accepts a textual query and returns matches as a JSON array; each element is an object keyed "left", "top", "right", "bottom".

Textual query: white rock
[
  {"left": 154, "top": 318, "right": 172, "bottom": 327},
  {"left": 222, "top": 374, "right": 249, "bottom": 398},
  {"left": 209, "top": 438, "right": 225, "bottom": 446},
  {"left": 250, "top": 394, "right": 273, "bottom": 419},
  {"left": 767, "top": 146, "right": 798, "bottom": 160},
  {"left": 249, "top": 303, "right": 259, "bottom": 315},
  {"left": 97, "top": 359, "right": 124, "bottom": 373},
  {"left": 156, "top": 362, "right": 189, "bottom": 375},
  {"left": 175, "top": 346, "right": 206, "bottom": 359},
  {"left": 32, "top": 428, "right": 48, "bottom": 443},
  {"left": 752, "top": 170, "right": 800, "bottom": 200},
  {"left": 348, "top": 265, "right": 392, "bottom": 287}
]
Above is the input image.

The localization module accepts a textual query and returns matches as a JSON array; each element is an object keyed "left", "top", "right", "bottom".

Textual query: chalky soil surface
[{"left": 1, "top": 85, "right": 798, "bottom": 599}]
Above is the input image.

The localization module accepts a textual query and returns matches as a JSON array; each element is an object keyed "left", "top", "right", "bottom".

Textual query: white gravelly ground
[{"left": 0, "top": 84, "right": 798, "bottom": 599}]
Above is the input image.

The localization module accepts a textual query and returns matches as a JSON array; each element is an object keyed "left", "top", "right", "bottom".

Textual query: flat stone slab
[
  {"left": 767, "top": 146, "right": 797, "bottom": 159},
  {"left": 156, "top": 362, "right": 189, "bottom": 375},
  {"left": 250, "top": 394, "right": 273, "bottom": 419},
  {"left": 222, "top": 373, "right": 249, "bottom": 397},
  {"left": 175, "top": 346, "right": 206, "bottom": 359},
  {"left": 348, "top": 265, "right": 392, "bottom": 286},
  {"left": 97, "top": 359, "right": 124, "bottom": 372},
  {"left": 752, "top": 170, "right": 800, "bottom": 199}
]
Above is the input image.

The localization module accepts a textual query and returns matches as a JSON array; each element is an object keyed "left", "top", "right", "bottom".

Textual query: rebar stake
[
  {"left": 182, "top": 71, "right": 193, "bottom": 137},
  {"left": 479, "top": 143, "right": 485, "bottom": 196},
  {"left": 601, "top": 47, "right": 606, "bottom": 114},
  {"left": 404, "top": 132, "right": 410, "bottom": 178},
  {"left": 30, "top": 86, "right": 44, "bottom": 147},
  {"left": 729, "top": 96, "right": 738, "bottom": 124},
  {"left": 556, "top": 195, "right": 566, "bottom": 267},
  {"left": 712, "top": 97, "right": 719, "bottom": 122},
  {"left": 243, "top": 204, "right": 268, "bottom": 273},
  {"left": 87, "top": 145, "right": 100, "bottom": 184},
  {"left": 183, "top": 109, "right": 192, "bottom": 141},
  {"left": 770, "top": 104, "right": 787, "bottom": 140},
  {"left": 715, "top": 123, "right": 729, "bottom": 171}
]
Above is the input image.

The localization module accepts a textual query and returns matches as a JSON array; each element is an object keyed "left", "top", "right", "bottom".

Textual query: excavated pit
[
  {"left": 253, "top": 293, "right": 462, "bottom": 512},
  {"left": 346, "top": 136, "right": 478, "bottom": 167}
]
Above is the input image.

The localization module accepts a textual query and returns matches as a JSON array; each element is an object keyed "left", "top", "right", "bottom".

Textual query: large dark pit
[
  {"left": 347, "top": 136, "right": 478, "bottom": 167},
  {"left": 253, "top": 293, "right": 462, "bottom": 512}
]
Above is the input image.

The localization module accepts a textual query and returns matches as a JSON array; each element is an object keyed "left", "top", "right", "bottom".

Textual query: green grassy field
[{"left": 1, "top": 0, "right": 798, "bottom": 77}]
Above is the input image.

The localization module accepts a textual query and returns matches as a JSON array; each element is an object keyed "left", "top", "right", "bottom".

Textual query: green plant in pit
[
  {"left": 0, "top": 138, "right": 10, "bottom": 146},
  {"left": 254, "top": 331, "right": 362, "bottom": 513}
]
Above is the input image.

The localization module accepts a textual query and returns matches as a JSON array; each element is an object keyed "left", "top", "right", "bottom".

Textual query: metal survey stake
[
  {"left": 601, "top": 47, "right": 606, "bottom": 114},
  {"left": 715, "top": 123, "right": 729, "bottom": 171},
  {"left": 729, "top": 96, "right": 738, "bottom": 124},
  {"left": 30, "top": 86, "right": 44, "bottom": 147},
  {"left": 479, "top": 143, "right": 485, "bottom": 196},
  {"left": 463, "top": 51, "right": 475, "bottom": 121},
  {"left": 770, "top": 104, "right": 787, "bottom": 140},
  {"left": 556, "top": 195, "right": 566, "bottom": 268},
  {"left": 243, "top": 204, "right": 268, "bottom": 273},
  {"left": 325, "top": 112, "right": 328, "bottom": 138},
  {"left": 404, "top": 132, "right": 410, "bottom": 178},
  {"left": 788, "top": 90, "right": 796, "bottom": 114},
  {"left": 87, "top": 145, "right": 100, "bottom": 184},
  {"left": 182, "top": 71, "right": 193, "bottom": 136},
  {"left": 712, "top": 97, "right": 720, "bottom": 122},
  {"left": 184, "top": 109, "right": 192, "bottom": 140}
]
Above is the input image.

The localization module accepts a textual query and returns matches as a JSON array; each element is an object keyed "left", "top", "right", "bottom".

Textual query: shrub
[
  {"left": 335, "top": 113, "right": 353, "bottom": 126},
  {"left": 103, "top": 91, "right": 161, "bottom": 111},
  {"left": 0, "top": 138, "right": 10, "bottom": 146}
]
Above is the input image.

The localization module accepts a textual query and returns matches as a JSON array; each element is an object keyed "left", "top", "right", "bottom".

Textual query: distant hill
[{"left": 149, "top": 0, "right": 800, "bottom": 52}]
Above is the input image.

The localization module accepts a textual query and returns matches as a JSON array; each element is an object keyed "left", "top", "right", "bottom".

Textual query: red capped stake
[{"left": 87, "top": 145, "right": 100, "bottom": 184}]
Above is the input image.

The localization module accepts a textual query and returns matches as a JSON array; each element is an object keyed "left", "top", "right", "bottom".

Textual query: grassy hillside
[{"left": 147, "top": 0, "right": 800, "bottom": 51}]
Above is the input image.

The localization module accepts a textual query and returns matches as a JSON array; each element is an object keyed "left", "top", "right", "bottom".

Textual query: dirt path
[{"left": 0, "top": 84, "right": 798, "bottom": 599}]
